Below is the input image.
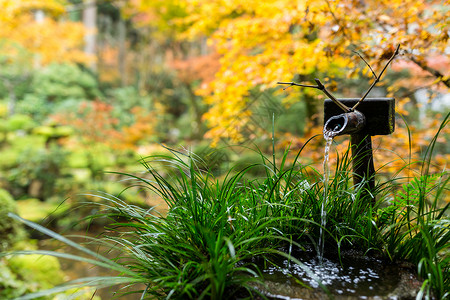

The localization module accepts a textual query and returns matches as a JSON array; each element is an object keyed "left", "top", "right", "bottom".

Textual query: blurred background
[
  {"left": 0, "top": 0, "right": 449, "bottom": 224},
  {"left": 0, "top": 0, "right": 448, "bottom": 297}
]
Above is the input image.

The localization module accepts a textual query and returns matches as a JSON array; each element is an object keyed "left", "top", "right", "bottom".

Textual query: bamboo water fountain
[{"left": 278, "top": 45, "right": 400, "bottom": 202}]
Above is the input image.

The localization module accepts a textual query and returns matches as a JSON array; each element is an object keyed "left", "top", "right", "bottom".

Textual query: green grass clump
[
  {"left": 87, "top": 147, "right": 316, "bottom": 299},
  {"left": 3, "top": 114, "right": 449, "bottom": 299}
]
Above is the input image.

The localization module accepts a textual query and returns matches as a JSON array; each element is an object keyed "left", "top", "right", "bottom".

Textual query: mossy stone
[{"left": 7, "top": 254, "right": 65, "bottom": 288}]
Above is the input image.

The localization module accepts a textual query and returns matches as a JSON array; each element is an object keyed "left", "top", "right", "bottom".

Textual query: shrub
[
  {"left": 0, "top": 188, "right": 26, "bottom": 252},
  {"left": 7, "top": 145, "right": 69, "bottom": 199},
  {"left": 31, "top": 63, "right": 100, "bottom": 102}
]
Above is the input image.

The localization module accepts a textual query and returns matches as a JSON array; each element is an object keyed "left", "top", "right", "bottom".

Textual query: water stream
[{"left": 318, "top": 130, "right": 337, "bottom": 262}]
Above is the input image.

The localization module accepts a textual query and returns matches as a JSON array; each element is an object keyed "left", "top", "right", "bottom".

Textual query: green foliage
[
  {"left": 192, "top": 142, "right": 231, "bottom": 176},
  {"left": 91, "top": 151, "right": 305, "bottom": 298},
  {"left": 0, "top": 114, "right": 36, "bottom": 136},
  {"left": 15, "top": 94, "right": 52, "bottom": 123},
  {"left": 0, "top": 258, "right": 27, "bottom": 299},
  {"left": 106, "top": 86, "right": 153, "bottom": 126},
  {"left": 32, "top": 63, "right": 100, "bottom": 102},
  {"left": 250, "top": 89, "right": 308, "bottom": 137},
  {"left": 7, "top": 144, "right": 70, "bottom": 199},
  {"left": 5, "top": 114, "right": 36, "bottom": 132},
  {"left": 232, "top": 150, "right": 268, "bottom": 177},
  {"left": 350, "top": 114, "right": 450, "bottom": 299},
  {"left": 0, "top": 189, "right": 26, "bottom": 252},
  {"left": 0, "top": 40, "right": 33, "bottom": 101},
  {"left": 275, "top": 101, "right": 307, "bottom": 135},
  {"left": 0, "top": 134, "right": 45, "bottom": 170},
  {"left": 376, "top": 169, "right": 450, "bottom": 299},
  {"left": 12, "top": 63, "right": 100, "bottom": 122},
  {"left": 141, "top": 69, "right": 192, "bottom": 139}
]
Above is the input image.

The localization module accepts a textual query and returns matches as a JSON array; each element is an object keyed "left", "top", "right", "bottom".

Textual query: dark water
[{"left": 258, "top": 249, "right": 420, "bottom": 299}]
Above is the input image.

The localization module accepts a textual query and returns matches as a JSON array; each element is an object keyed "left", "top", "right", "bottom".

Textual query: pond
[{"left": 254, "top": 248, "right": 422, "bottom": 300}]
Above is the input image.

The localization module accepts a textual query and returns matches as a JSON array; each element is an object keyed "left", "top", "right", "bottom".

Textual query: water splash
[
  {"left": 261, "top": 250, "right": 412, "bottom": 298},
  {"left": 318, "top": 129, "right": 339, "bottom": 262}
]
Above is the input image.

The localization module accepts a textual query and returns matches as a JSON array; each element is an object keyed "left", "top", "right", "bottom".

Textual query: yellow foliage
[
  {"left": 0, "top": 0, "right": 93, "bottom": 66},
  {"left": 0, "top": 0, "right": 65, "bottom": 22},
  {"left": 140, "top": 0, "right": 448, "bottom": 145},
  {"left": 181, "top": 1, "right": 350, "bottom": 143},
  {"left": 125, "top": 0, "right": 449, "bottom": 177}
]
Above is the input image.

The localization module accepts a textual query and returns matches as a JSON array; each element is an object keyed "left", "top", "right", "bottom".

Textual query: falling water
[{"left": 318, "top": 128, "right": 338, "bottom": 262}]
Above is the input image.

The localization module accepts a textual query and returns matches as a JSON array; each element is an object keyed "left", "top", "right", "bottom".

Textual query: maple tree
[
  {"left": 127, "top": 0, "right": 448, "bottom": 147},
  {"left": 306, "top": 0, "right": 449, "bottom": 87},
  {"left": 0, "top": 0, "right": 91, "bottom": 66}
]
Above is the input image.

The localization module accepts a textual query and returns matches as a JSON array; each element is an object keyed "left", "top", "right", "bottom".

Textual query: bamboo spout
[
  {"left": 323, "top": 110, "right": 365, "bottom": 137},
  {"left": 323, "top": 98, "right": 395, "bottom": 204}
]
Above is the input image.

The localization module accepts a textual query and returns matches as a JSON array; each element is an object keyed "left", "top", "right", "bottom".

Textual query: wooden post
[{"left": 350, "top": 134, "right": 376, "bottom": 203}]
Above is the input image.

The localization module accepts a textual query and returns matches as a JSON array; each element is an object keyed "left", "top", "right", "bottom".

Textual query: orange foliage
[
  {"left": 119, "top": 107, "right": 156, "bottom": 150},
  {"left": 169, "top": 51, "right": 221, "bottom": 86},
  {"left": 52, "top": 100, "right": 121, "bottom": 147},
  {"left": 52, "top": 101, "right": 157, "bottom": 150},
  {"left": 97, "top": 46, "right": 121, "bottom": 82}
]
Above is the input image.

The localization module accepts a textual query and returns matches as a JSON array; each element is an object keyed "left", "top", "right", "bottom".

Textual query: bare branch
[
  {"left": 352, "top": 49, "right": 377, "bottom": 79},
  {"left": 277, "top": 82, "right": 318, "bottom": 90},
  {"left": 278, "top": 80, "right": 350, "bottom": 112},
  {"left": 352, "top": 44, "right": 400, "bottom": 111}
]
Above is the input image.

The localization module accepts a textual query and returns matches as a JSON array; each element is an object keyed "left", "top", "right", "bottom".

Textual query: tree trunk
[
  {"left": 33, "top": 10, "right": 45, "bottom": 68},
  {"left": 83, "top": 0, "right": 97, "bottom": 70},
  {"left": 304, "top": 94, "right": 320, "bottom": 127},
  {"left": 118, "top": 16, "right": 127, "bottom": 86},
  {"left": 184, "top": 82, "right": 205, "bottom": 139}
]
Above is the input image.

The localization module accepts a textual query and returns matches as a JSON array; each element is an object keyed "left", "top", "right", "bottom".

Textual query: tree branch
[
  {"left": 373, "top": 18, "right": 449, "bottom": 89},
  {"left": 352, "top": 44, "right": 400, "bottom": 110},
  {"left": 408, "top": 56, "right": 450, "bottom": 88},
  {"left": 352, "top": 49, "right": 377, "bottom": 79},
  {"left": 278, "top": 79, "right": 350, "bottom": 112},
  {"left": 277, "top": 82, "right": 318, "bottom": 90}
]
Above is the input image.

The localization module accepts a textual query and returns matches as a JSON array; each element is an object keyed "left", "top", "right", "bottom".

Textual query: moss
[
  {"left": 1, "top": 254, "right": 99, "bottom": 299},
  {"left": 7, "top": 254, "right": 65, "bottom": 288},
  {"left": 16, "top": 198, "right": 61, "bottom": 222},
  {"left": 1, "top": 238, "right": 99, "bottom": 299},
  {"left": 0, "top": 258, "right": 27, "bottom": 299},
  {"left": 0, "top": 188, "right": 27, "bottom": 252}
]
